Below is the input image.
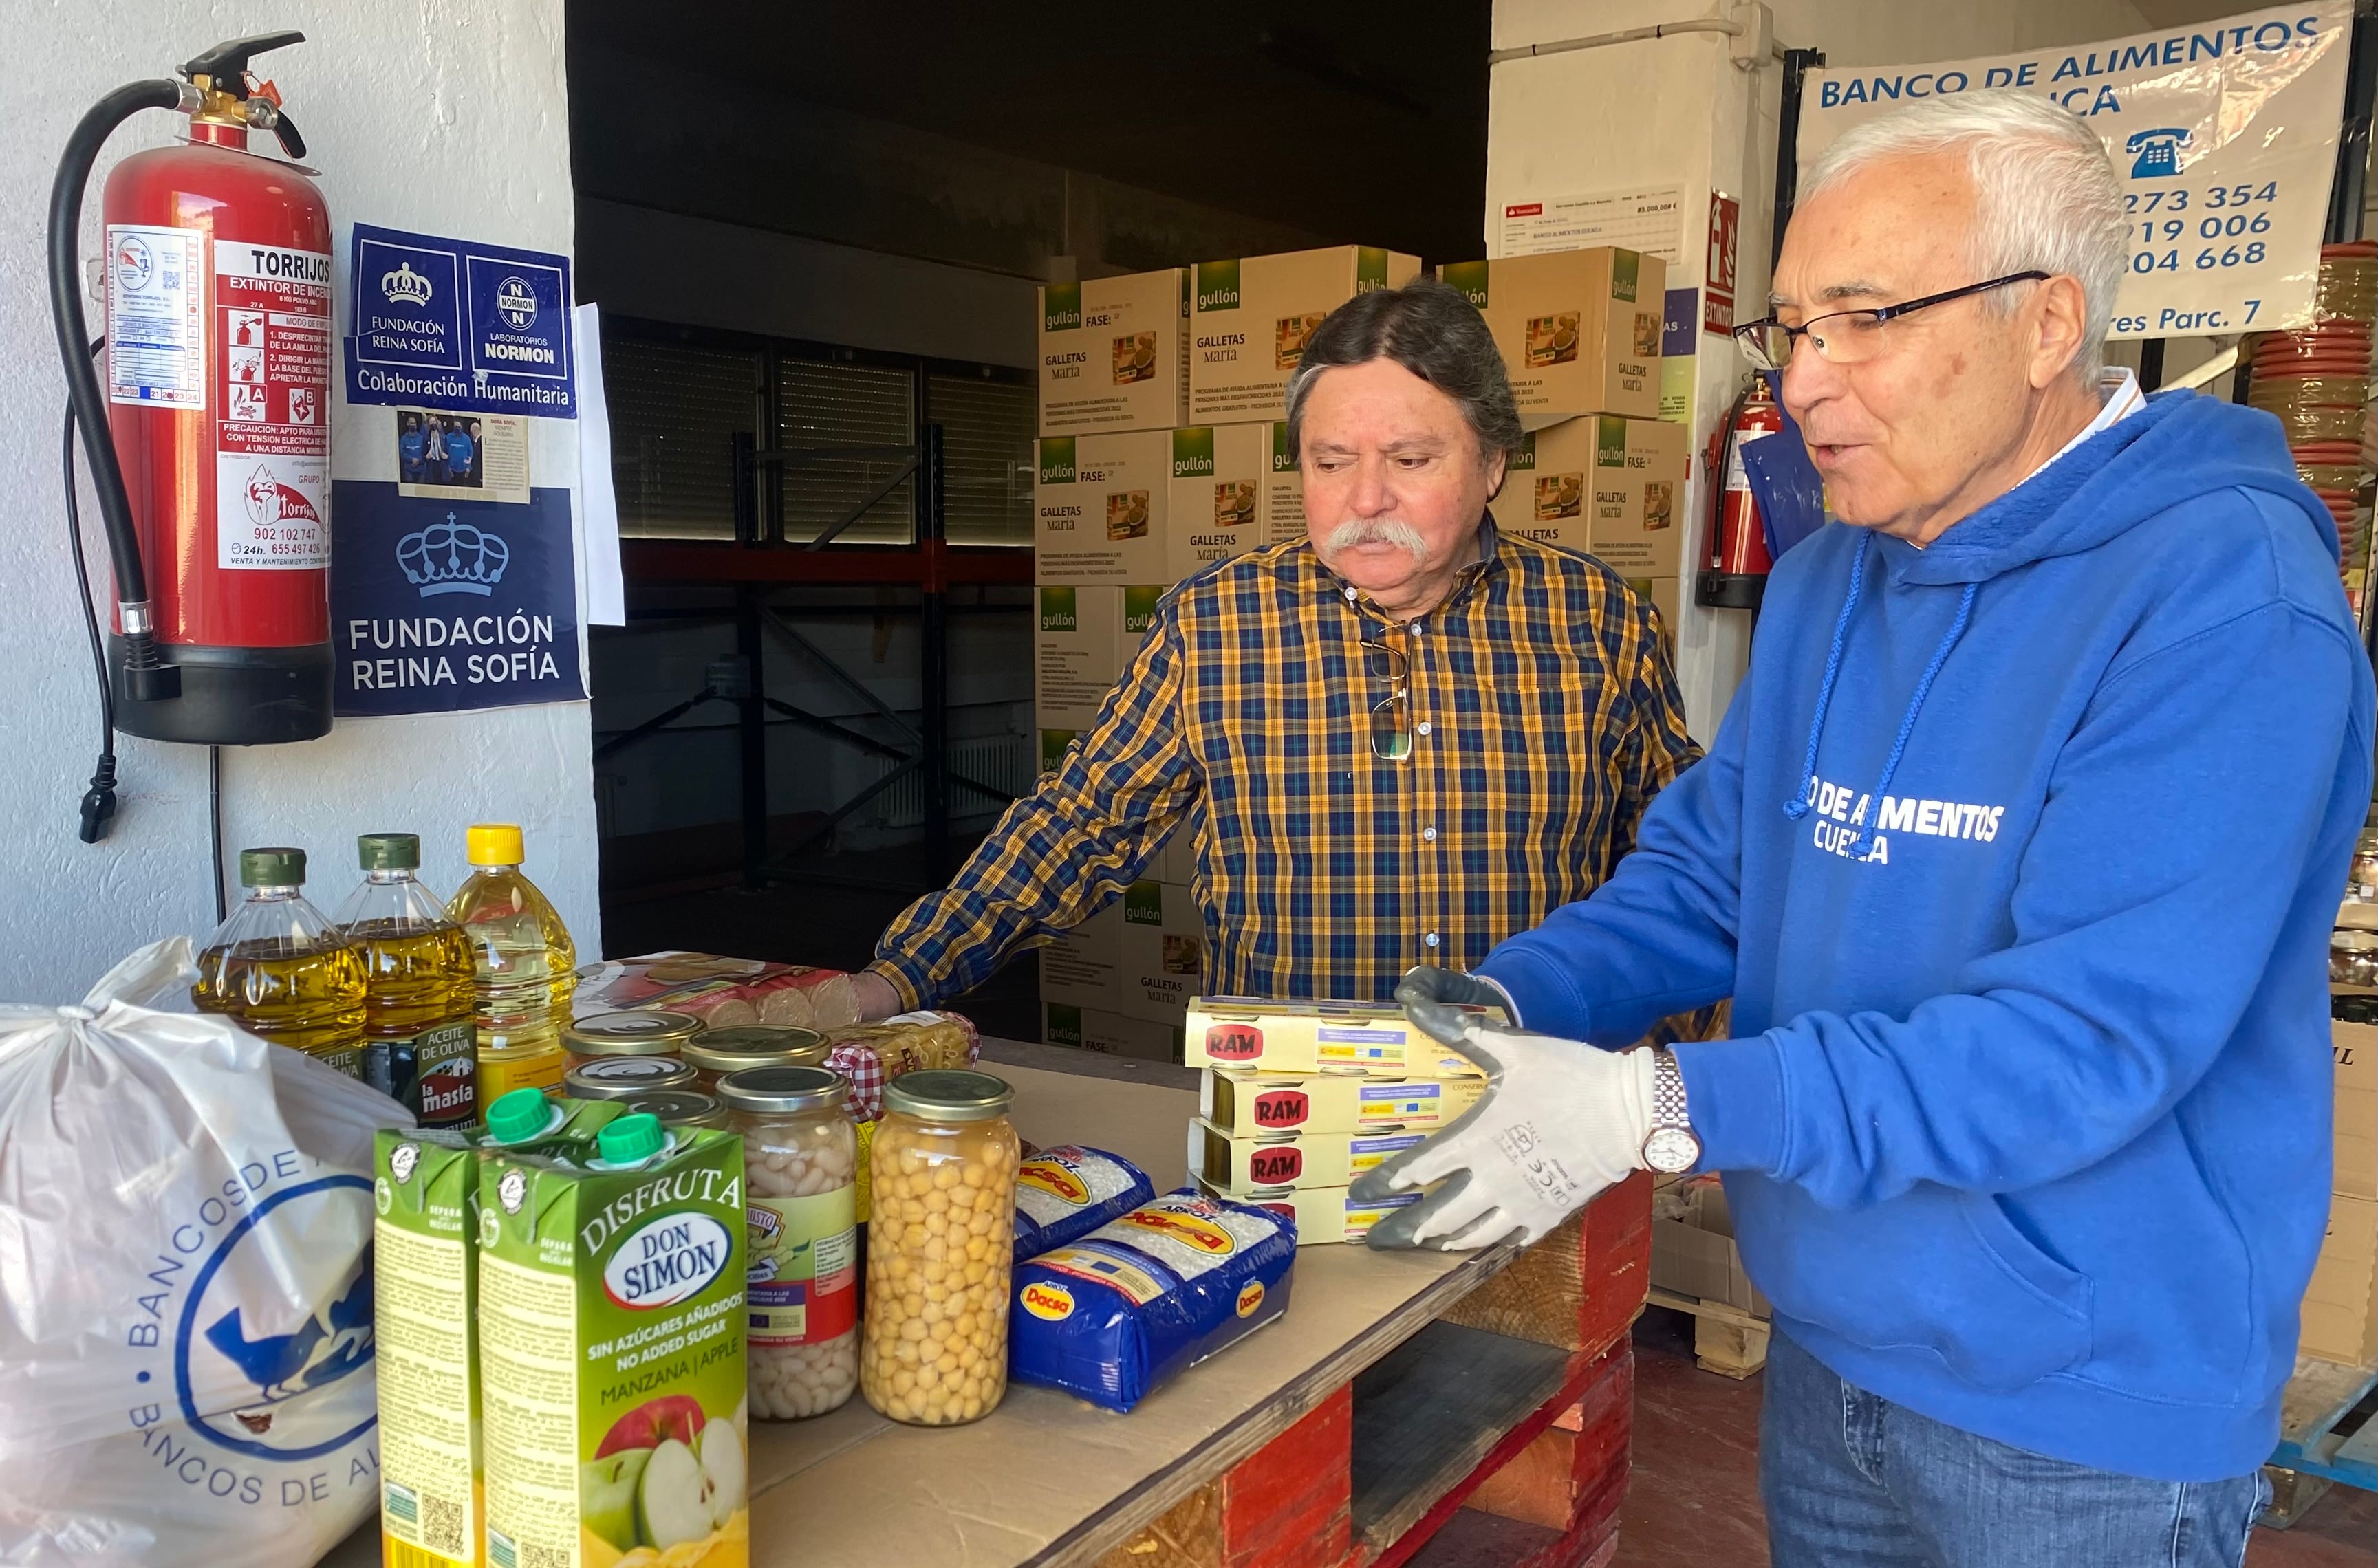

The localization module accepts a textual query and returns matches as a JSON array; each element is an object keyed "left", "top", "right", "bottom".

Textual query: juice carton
[
  {"left": 376, "top": 1093, "right": 624, "bottom": 1568},
  {"left": 479, "top": 1113, "right": 750, "bottom": 1568}
]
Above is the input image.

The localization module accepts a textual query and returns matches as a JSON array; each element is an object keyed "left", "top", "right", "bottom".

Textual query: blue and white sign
[
  {"left": 345, "top": 224, "right": 575, "bottom": 416},
  {"left": 330, "top": 481, "right": 585, "bottom": 716}
]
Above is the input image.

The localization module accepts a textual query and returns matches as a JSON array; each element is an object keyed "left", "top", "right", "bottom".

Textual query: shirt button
[
  {"left": 1422, "top": 826, "right": 1438, "bottom": 842},
  {"left": 1416, "top": 721, "right": 1433, "bottom": 737},
  {"left": 1425, "top": 932, "right": 1441, "bottom": 948}
]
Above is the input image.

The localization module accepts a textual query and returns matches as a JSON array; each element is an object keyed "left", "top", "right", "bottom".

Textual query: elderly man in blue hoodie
[{"left": 1359, "top": 91, "right": 2375, "bottom": 1564}]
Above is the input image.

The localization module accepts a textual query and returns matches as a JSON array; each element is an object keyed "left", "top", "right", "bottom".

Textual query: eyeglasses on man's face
[
  {"left": 1360, "top": 635, "right": 1410, "bottom": 762},
  {"left": 1731, "top": 270, "right": 2051, "bottom": 372}
]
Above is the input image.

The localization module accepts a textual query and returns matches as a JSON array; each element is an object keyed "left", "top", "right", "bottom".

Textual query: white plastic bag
[{"left": 0, "top": 937, "right": 413, "bottom": 1567}]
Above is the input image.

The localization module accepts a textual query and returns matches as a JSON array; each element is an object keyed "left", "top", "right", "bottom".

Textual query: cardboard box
[
  {"left": 1042, "top": 1001, "right": 1181, "bottom": 1064},
  {"left": 1186, "top": 997, "right": 1503, "bottom": 1076},
  {"left": 1505, "top": 415, "right": 1689, "bottom": 574},
  {"left": 1195, "top": 1174, "right": 1418, "bottom": 1245},
  {"left": 1167, "top": 424, "right": 1270, "bottom": 580},
  {"left": 1039, "top": 726, "right": 1080, "bottom": 780},
  {"left": 1035, "top": 431, "right": 1173, "bottom": 583},
  {"left": 1651, "top": 1178, "right": 1771, "bottom": 1316},
  {"left": 1034, "top": 584, "right": 1164, "bottom": 730},
  {"left": 1440, "top": 248, "right": 1667, "bottom": 423},
  {"left": 1115, "top": 878, "right": 1205, "bottom": 1023},
  {"left": 1190, "top": 1118, "right": 1428, "bottom": 1196},
  {"left": 1039, "top": 898, "right": 1122, "bottom": 1012},
  {"left": 2337, "top": 1014, "right": 2375, "bottom": 1199},
  {"left": 1188, "top": 246, "right": 1424, "bottom": 424},
  {"left": 1200, "top": 1065, "right": 1488, "bottom": 1137},
  {"left": 1264, "top": 421, "right": 1308, "bottom": 546},
  {"left": 1038, "top": 268, "right": 1189, "bottom": 436},
  {"left": 2302, "top": 1190, "right": 2377, "bottom": 1365},
  {"left": 1152, "top": 817, "right": 1198, "bottom": 884}
]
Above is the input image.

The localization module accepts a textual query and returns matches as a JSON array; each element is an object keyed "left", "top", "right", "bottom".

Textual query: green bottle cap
[
  {"left": 598, "top": 1113, "right": 667, "bottom": 1166},
  {"left": 238, "top": 847, "right": 306, "bottom": 887},
  {"left": 485, "top": 1087, "right": 554, "bottom": 1144},
  {"left": 357, "top": 832, "right": 422, "bottom": 871}
]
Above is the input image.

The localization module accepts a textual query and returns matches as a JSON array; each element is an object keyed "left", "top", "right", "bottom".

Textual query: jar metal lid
[
  {"left": 566, "top": 1010, "right": 705, "bottom": 1055},
  {"left": 685, "top": 1026, "right": 828, "bottom": 1074},
  {"left": 565, "top": 1056, "right": 699, "bottom": 1100},
  {"left": 717, "top": 1065, "right": 848, "bottom": 1115},
  {"left": 623, "top": 1090, "right": 728, "bottom": 1129},
  {"left": 881, "top": 1068, "right": 1013, "bottom": 1122}
]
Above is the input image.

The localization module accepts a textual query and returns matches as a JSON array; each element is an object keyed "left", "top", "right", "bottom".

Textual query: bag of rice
[
  {"left": 1013, "top": 1146, "right": 1156, "bottom": 1261},
  {"left": 1008, "top": 1188, "right": 1295, "bottom": 1412}
]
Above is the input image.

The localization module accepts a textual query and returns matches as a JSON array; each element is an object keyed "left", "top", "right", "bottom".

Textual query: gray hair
[
  {"left": 1800, "top": 90, "right": 2128, "bottom": 379},
  {"left": 1283, "top": 279, "right": 1523, "bottom": 475}
]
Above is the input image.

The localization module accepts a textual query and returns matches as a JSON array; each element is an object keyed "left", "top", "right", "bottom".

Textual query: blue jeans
[{"left": 1760, "top": 1330, "right": 2268, "bottom": 1567}]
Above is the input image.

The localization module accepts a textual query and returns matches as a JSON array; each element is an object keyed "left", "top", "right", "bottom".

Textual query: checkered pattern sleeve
[
  {"left": 868, "top": 600, "right": 1200, "bottom": 1009},
  {"left": 1612, "top": 585, "right": 1703, "bottom": 859}
]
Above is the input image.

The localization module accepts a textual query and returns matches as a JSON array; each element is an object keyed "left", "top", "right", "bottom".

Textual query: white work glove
[{"left": 1350, "top": 997, "right": 1654, "bottom": 1250}]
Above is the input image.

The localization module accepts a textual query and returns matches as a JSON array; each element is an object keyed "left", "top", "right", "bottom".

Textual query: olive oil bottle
[
  {"left": 193, "top": 847, "right": 368, "bottom": 1076},
  {"left": 336, "top": 832, "right": 478, "bottom": 1125}
]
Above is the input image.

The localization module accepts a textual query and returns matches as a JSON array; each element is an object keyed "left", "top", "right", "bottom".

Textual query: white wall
[
  {"left": 1487, "top": 0, "right": 2152, "bottom": 741},
  {"left": 3, "top": 0, "right": 597, "bottom": 1001}
]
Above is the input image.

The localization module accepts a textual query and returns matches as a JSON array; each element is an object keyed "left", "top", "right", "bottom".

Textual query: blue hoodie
[{"left": 1479, "top": 391, "right": 2374, "bottom": 1482}]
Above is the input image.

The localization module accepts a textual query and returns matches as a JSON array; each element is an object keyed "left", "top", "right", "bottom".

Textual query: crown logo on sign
[
  {"left": 380, "top": 261, "right": 433, "bottom": 306},
  {"left": 397, "top": 513, "right": 509, "bottom": 598}
]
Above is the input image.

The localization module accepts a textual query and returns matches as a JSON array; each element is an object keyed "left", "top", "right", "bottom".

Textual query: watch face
[{"left": 1644, "top": 1126, "right": 1700, "bottom": 1174}]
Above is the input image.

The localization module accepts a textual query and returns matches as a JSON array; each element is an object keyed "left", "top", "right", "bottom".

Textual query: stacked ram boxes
[
  {"left": 1440, "top": 248, "right": 1683, "bottom": 644},
  {"left": 1034, "top": 248, "right": 1421, "bottom": 1060}
]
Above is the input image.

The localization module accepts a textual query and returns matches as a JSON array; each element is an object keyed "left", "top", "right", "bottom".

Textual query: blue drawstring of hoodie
[{"left": 1782, "top": 529, "right": 1979, "bottom": 857}]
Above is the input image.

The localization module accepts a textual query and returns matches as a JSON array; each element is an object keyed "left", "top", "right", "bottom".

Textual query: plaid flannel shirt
[{"left": 872, "top": 517, "right": 1702, "bottom": 1008}]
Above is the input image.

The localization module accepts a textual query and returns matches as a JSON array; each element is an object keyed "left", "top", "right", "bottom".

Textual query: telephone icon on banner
[{"left": 2125, "top": 127, "right": 2192, "bottom": 179}]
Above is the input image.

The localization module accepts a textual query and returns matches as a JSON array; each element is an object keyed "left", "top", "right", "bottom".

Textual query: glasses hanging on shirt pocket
[{"left": 1361, "top": 635, "right": 1411, "bottom": 762}]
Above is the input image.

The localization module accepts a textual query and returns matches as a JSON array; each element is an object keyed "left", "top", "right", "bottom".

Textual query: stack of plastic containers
[{"left": 2248, "top": 241, "right": 2377, "bottom": 613}]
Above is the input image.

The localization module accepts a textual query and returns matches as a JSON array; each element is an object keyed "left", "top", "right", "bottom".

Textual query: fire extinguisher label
[
  {"left": 214, "top": 241, "right": 332, "bottom": 571},
  {"left": 1724, "top": 427, "right": 1773, "bottom": 494},
  {"left": 105, "top": 224, "right": 208, "bottom": 409}
]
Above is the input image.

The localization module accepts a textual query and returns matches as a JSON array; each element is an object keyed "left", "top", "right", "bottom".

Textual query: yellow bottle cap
[{"left": 467, "top": 823, "right": 525, "bottom": 866}]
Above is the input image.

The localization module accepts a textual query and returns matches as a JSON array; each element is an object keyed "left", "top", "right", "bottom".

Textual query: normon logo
[
  {"left": 1044, "top": 281, "right": 1083, "bottom": 333},
  {"left": 1171, "top": 428, "right": 1215, "bottom": 479},
  {"left": 1039, "top": 586, "right": 1078, "bottom": 634},
  {"left": 1195, "top": 259, "right": 1241, "bottom": 312},
  {"left": 1039, "top": 437, "right": 1077, "bottom": 486},
  {"left": 602, "top": 1212, "right": 733, "bottom": 1310},
  {"left": 1440, "top": 260, "right": 1489, "bottom": 309},
  {"left": 494, "top": 275, "right": 539, "bottom": 331},
  {"left": 381, "top": 261, "right": 433, "bottom": 306},
  {"left": 397, "top": 512, "right": 510, "bottom": 598}
]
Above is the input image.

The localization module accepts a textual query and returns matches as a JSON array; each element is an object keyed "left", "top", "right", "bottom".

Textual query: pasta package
[
  {"left": 1013, "top": 1146, "right": 1157, "bottom": 1261},
  {"left": 1008, "top": 1188, "right": 1295, "bottom": 1413},
  {"left": 573, "top": 952, "right": 862, "bottom": 1030}
]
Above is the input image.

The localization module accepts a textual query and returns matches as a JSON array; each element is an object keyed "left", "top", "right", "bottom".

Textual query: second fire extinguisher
[
  {"left": 1697, "top": 371, "right": 1783, "bottom": 611},
  {"left": 50, "top": 31, "right": 333, "bottom": 763}
]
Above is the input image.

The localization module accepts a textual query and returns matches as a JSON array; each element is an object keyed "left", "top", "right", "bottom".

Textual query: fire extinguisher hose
[{"left": 47, "top": 78, "right": 191, "bottom": 704}]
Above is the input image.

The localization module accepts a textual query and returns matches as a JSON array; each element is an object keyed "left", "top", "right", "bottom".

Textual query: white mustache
[{"left": 1319, "top": 518, "right": 1430, "bottom": 567}]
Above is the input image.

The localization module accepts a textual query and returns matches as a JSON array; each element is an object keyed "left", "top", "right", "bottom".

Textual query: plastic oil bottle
[
  {"left": 193, "top": 847, "right": 368, "bottom": 1078},
  {"left": 447, "top": 823, "right": 577, "bottom": 1100},
  {"left": 336, "top": 832, "right": 479, "bottom": 1126}
]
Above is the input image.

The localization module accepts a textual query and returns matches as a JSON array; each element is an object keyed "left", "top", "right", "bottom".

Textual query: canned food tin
[{"left": 563, "top": 1054, "right": 700, "bottom": 1100}]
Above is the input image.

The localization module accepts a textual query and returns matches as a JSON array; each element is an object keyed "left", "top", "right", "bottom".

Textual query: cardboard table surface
[{"left": 329, "top": 1040, "right": 1518, "bottom": 1568}]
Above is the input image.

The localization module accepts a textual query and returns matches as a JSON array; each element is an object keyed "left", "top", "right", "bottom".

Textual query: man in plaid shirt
[{"left": 849, "top": 279, "right": 1700, "bottom": 1018}]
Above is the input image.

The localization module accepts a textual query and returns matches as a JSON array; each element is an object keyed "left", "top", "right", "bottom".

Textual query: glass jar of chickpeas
[
  {"left": 860, "top": 1069, "right": 1019, "bottom": 1426},
  {"left": 720, "top": 1066, "right": 860, "bottom": 1420}
]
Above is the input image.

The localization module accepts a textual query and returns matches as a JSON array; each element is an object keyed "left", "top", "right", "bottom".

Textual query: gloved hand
[
  {"left": 1393, "top": 964, "right": 1511, "bottom": 1016},
  {"left": 1351, "top": 998, "right": 1654, "bottom": 1250}
]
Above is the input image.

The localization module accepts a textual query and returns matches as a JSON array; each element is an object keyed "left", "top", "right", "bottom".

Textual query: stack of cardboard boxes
[
  {"left": 1441, "top": 248, "right": 1687, "bottom": 636},
  {"left": 1180, "top": 999, "right": 1492, "bottom": 1243},
  {"left": 1033, "top": 247, "right": 1422, "bottom": 1060},
  {"left": 2307, "top": 998, "right": 2377, "bottom": 1364}
]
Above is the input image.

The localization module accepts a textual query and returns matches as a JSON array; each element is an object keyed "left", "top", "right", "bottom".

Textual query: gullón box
[
  {"left": 1264, "top": 421, "right": 1307, "bottom": 547},
  {"left": 1441, "top": 248, "right": 1667, "bottom": 424},
  {"left": 1189, "top": 246, "right": 1423, "bottom": 423},
  {"left": 1038, "top": 268, "right": 1190, "bottom": 437},
  {"left": 1507, "top": 415, "right": 1688, "bottom": 573},
  {"left": 1115, "top": 878, "right": 1202, "bottom": 1023},
  {"left": 1035, "top": 585, "right": 1165, "bottom": 730},
  {"left": 1036, "top": 431, "right": 1173, "bottom": 583},
  {"left": 1167, "top": 425, "right": 1269, "bottom": 581}
]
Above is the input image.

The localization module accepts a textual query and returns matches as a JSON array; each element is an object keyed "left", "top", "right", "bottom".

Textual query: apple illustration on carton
[
  {"left": 595, "top": 1393, "right": 705, "bottom": 1459},
  {"left": 583, "top": 1395, "right": 744, "bottom": 1554}
]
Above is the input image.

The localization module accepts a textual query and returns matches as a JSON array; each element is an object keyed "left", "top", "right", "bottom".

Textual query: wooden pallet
[
  {"left": 1645, "top": 1286, "right": 1771, "bottom": 1379},
  {"left": 2261, "top": 1355, "right": 2378, "bottom": 1529}
]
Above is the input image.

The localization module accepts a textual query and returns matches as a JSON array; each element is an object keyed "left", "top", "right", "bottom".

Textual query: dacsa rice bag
[
  {"left": 1013, "top": 1145, "right": 1156, "bottom": 1262},
  {"left": 1008, "top": 1188, "right": 1295, "bottom": 1412}
]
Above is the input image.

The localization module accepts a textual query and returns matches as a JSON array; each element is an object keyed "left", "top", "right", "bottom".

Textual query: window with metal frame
[
  {"left": 779, "top": 351, "right": 917, "bottom": 546},
  {"left": 605, "top": 335, "right": 761, "bottom": 540},
  {"left": 927, "top": 371, "right": 1035, "bottom": 546}
]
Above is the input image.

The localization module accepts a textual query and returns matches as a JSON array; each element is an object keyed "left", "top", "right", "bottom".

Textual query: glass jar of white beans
[
  {"left": 860, "top": 1070, "right": 1019, "bottom": 1426},
  {"left": 718, "top": 1066, "right": 860, "bottom": 1420}
]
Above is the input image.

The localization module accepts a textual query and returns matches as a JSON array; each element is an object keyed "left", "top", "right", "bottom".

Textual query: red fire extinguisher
[
  {"left": 49, "top": 32, "right": 332, "bottom": 838},
  {"left": 1696, "top": 371, "right": 1783, "bottom": 610}
]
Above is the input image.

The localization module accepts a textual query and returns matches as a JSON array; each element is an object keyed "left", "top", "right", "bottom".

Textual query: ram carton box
[
  {"left": 1507, "top": 415, "right": 1688, "bottom": 571},
  {"left": 1196, "top": 1174, "right": 1418, "bottom": 1245},
  {"left": 1165, "top": 424, "right": 1270, "bottom": 580},
  {"left": 1035, "top": 585, "right": 1164, "bottom": 730},
  {"left": 1190, "top": 1118, "right": 1427, "bottom": 1196},
  {"left": 1044, "top": 1001, "right": 1182, "bottom": 1063},
  {"left": 1116, "top": 879, "right": 1204, "bottom": 1023},
  {"left": 1035, "top": 431, "right": 1172, "bottom": 583},
  {"left": 1440, "top": 248, "right": 1666, "bottom": 422},
  {"left": 1038, "top": 268, "right": 1189, "bottom": 436},
  {"left": 1189, "top": 246, "right": 1424, "bottom": 423},
  {"left": 1200, "top": 1065, "right": 1487, "bottom": 1137},
  {"left": 1187, "top": 997, "right": 1503, "bottom": 1076},
  {"left": 1262, "top": 421, "right": 1308, "bottom": 546}
]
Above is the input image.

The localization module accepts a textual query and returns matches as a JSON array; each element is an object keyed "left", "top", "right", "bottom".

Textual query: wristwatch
[{"left": 1641, "top": 1045, "right": 1702, "bottom": 1174}]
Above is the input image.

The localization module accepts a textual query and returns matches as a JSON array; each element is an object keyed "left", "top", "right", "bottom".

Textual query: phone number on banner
[{"left": 2115, "top": 179, "right": 2289, "bottom": 334}]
